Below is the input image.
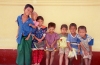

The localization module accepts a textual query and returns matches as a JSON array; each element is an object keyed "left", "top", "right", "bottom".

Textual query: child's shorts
[
  {"left": 46, "top": 47, "right": 55, "bottom": 51},
  {"left": 59, "top": 47, "right": 69, "bottom": 54},
  {"left": 32, "top": 41, "right": 45, "bottom": 48},
  {"left": 82, "top": 51, "right": 92, "bottom": 59}
]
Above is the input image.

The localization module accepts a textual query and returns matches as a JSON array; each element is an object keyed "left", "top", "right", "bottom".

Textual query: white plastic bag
[{"left": 68, "top": 48, "right": 77, "bottom": 60}]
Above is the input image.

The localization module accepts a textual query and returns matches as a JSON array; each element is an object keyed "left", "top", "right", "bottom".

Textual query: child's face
[
  {"left": 24, "top": 7, "right": 33, "bottom": 16},
  {"left": 78, "top": 29, "right": 87, "bottom": 37},
  {"left": 48, "top": 27, "right": 55, "bottom": 33},
  {"left": 38, "top": 19, "right": 43, "bottom": 26},
  {"left": 61, "top": 27, "right": 67, "bottom": 34},
  {"left": 70, "top": 26, "right": 77, "bottom": 34}
]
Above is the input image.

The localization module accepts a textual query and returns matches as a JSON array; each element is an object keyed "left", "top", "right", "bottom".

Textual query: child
[
  {"left": 45, "top": 22, "right": 59, "bottom": 65},
  {"left": 30, "top": 11, "right": 39, "bottom": 27},
  {"left": 31, "top": 16, "right": 47, "bottom": 65},
  {"left": 77, "top": 26, "right": 94, "bottom": 65},
  {"left": 16, "top": 4, "right": 34, "bottom": 65},
  {"left": 58, "top": 24, "right": 69, "bottom": 65},
  {"left": 67, "top": 23, "right": 80, "bottom": 65}
]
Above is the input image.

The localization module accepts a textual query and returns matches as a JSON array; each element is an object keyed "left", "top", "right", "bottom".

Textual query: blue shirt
[
  {"left": 16, "top": 14, "right": 35, "bottom": 44},
  {"left": 67, "top": 33, "right": 79, "bottom": 49}
]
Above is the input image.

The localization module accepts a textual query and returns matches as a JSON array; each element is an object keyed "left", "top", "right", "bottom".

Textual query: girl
[
  {"left": 67, "top": 23, "right": 81, "bottom": 65},
  {"left": 58, "top": 24, "right": 69, "bottom": 65},
  {"left": 45, "top": 22, "right": 59, "bottom": 65},
  {"left": 77, "top": 26, "right": 94, "bottom": 65},
  {"left": 31, "top": 16, "right": 47, "bottom": 65}
]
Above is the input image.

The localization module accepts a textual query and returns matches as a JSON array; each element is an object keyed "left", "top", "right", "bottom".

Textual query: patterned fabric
[
  {"left": 77, "top": 34, "right": 94, "bottom": 52},
  {"left": 32, "top": 26, "right": 47, "bottom": 48}
]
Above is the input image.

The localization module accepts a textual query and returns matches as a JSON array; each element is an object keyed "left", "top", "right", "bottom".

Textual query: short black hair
[
  {"left": 69, "top": 23, "right": 77, "bottom": 29},
  {"left": 78, "top": 26, "right": 87, "bottom": 32},
  {"left": 61, "top": 24, "right": 68, "bottom": 29},
  {"left": 36, "top": 16, "right": 44, "bottom": 21},
  {"left": 24, "top": 4, "right": 34, "bottom": 11},
  {"left": 48, "top": 22, "right": 56, "bottom": 28}
]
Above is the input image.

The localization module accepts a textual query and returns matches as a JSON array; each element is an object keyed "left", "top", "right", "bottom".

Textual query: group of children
[{"left": 16, "top": 4, "right": 94, "bottom": 65}]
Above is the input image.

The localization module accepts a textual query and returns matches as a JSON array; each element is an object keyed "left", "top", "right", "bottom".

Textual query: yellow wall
[{"left": 0, "top": 0, "right": 100, "bottom": 51}]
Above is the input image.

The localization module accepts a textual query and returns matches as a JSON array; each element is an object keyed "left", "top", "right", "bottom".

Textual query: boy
[
  {"left": 77, "top": 26, "right": 94, "bottom": 65},
  {"left": 16, "top": 4, "right": 34, "bottom": 65},
  {"left": 67, "top": 23, "right": 81, "bottom": 65},
  {"left": 58, "top": 24, "right": 69, "bottom": 65}
]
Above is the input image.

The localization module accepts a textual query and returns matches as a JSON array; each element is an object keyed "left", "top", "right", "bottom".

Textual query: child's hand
[
  {"left": 29, "top": 24, "right": 32, "bottom": 26},
  {"left": 84, "top": 50, "right": 88, "bottom": 56},
  {"left": 47, "top": 44, "right": 50, "bottom": 48},
  {"left": 51, "top": 44, "right": 54, "bottom": 48},
  {"left": 25, "top": 37, "right": 29, "bottom": 40},
  {"left": 16, "top": 35, "right": 18, "bottom": 38},
  {"left": 37, "top": 39, "right": 42, "bottom": 43},
  {"left": 29, "top": 24, "right": 36, "bottom": 28},
  {"left": 32, "top": 25, "right": 36, "bottom": 28},
  {"left": 77, "top": 49, "right": 80, "bottom": 52}
]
